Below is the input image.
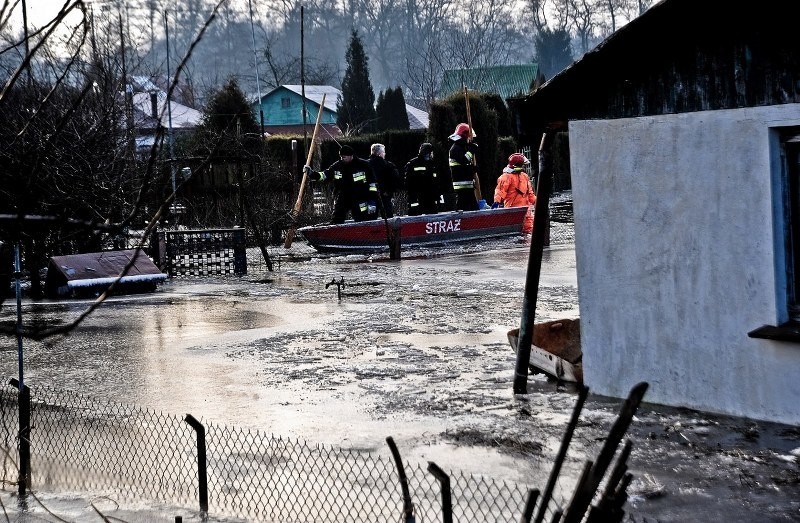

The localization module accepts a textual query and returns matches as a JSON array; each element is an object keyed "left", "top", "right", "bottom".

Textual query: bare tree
[
  {"left": 637, "top": 0, "right": 654, "bottom": 15},
  {"left": 258, "top": 31, "right": 297, "bottom": 88},
  {"left": 404, "top": 34, "right": 447, "bottom": 108},
  {"left": 350, "top": 0, "right": 405, "bottom": 90},
  {"left": 0, "top": 0, "right": 237, "bottom": 334},
  {"left": 399, "top": 0, "right": 455, "bottom": 105},
  {"left": 596, "top": 0, "right": 643, "bottom": 36},
  {"left": 552, "top": 0, "right": 604, "bottom": 54},
  {"left": 443, "top": 0, "right": 529, "bottom": 74}
]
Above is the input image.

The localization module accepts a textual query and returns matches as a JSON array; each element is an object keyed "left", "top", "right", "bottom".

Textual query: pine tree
[
  {"left": 389, "top": 87, "right": 410, "bottom": 131},
  {"left": 337, "top": 30, "right": 376, "bottom": 135},
  {"left": 190, "top": 77, "right": 261, "bottom": 157},
  {"left": 375, "top": 87, "right": 410, "bottom": 131},
  {"left": 375, "top": 90, "right": 387, "bottom": 131},
  {"left": 202, "top": 78, "right": 260, "bottom": 136},
  {"left": 534, "top": 28, "right": 573, "bottom": 79}
]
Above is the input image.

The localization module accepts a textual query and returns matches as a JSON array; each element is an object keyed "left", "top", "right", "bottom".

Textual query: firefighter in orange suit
[{"left": 492, "top": 153, "right": 536, "bottom": 234}]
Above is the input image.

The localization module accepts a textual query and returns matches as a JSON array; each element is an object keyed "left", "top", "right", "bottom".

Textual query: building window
[
  {"left": 281, "top": 97, "right": 291, "bottom": 108},
  {"left": 749, "top": 127, "right": 800, "bottom": 341},
  {"left": 783, "top": 133, "right": 800, "bottom": 321}
]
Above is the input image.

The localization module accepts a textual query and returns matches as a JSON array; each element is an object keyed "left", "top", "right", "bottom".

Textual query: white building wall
[{"left": 569, "top": 105, "right": 800, "bottom": 424}]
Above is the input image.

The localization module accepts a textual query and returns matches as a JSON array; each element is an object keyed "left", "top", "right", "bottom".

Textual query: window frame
[{"left": 749, "top": 127, "right": 800, "bottom": 342}]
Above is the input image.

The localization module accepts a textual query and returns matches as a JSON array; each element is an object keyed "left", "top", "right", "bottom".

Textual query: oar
[
  {"left": 463, "top": 85, "right": 482, "bottom": 204},
  {"left": 284, "top": 92, "right": 326, "bottom": 249}
]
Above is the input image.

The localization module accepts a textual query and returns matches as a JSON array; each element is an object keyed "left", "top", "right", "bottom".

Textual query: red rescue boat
[{"left": 297, "top": 206, "right": 530, "bottom": 252}]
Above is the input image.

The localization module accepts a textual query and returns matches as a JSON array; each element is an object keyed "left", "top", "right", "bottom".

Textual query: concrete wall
[{"left": 569, "top": 105, "right": 800, "bottom": 424}]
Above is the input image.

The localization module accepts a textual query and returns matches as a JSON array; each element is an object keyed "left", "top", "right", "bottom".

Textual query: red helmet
[
  {"left": 455, "top": 123, "right": 471, "bottom": 137},
  {"left": 449, "top": 123, "right": 475, "bottom": 141},
  {"left": 508, "top": 153, "right": 528, "bottom": 167}
]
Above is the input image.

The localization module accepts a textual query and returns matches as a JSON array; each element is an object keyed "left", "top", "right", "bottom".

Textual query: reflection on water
[
  {"left": 142, "top": 300, "right": 281, "bottom": 351},
  {"left": 0, "top": 293, "right": 335, "bottom": 416},
  {"left": 0, "top": 243, "right": 583, "bottom": 519}
]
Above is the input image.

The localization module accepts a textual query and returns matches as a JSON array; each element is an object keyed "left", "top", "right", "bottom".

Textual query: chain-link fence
[
  {"left": 0, "top": 382, "right": 547, "bottom": 522},
  {"left": 0, "top": 383, "right": 199, "bottom": 507}
]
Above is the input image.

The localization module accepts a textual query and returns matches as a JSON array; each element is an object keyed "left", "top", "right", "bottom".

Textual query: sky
[{"left": 6, "top": 0, "right": 85, "bottom": 33}]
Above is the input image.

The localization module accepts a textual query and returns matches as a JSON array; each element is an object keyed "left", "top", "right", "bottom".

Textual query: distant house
[
  {"left": 509, "top": 0, "right": 800, "bottom": 425},
  {"left": 252, "top": 84, "right": 429, "bottom": 135},
  {"left": 439, "top": 64, "right": 542, "bottom": 103},
  {"left": 252, "top": 85, "right": 342, "bottom": 138},
  {"left": 129, "top": 76, "right": 202, "bottom": 154}
]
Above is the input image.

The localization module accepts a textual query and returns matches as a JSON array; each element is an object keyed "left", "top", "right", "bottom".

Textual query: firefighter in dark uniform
[
  {"left": 448, "top": 123, "right": 479, "bottom": 211},
  {"left": 404, "top": 142, "right": 443, "bottom": 216},
  {"left": 305, "top": 144, "right": 379, "bottom": 224},
  {"left": 368, "top": 143, "right": 402, "bottom": 219}
]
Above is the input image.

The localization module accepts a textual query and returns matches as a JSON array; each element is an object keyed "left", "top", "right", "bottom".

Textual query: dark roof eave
[{"left": 512, "top": 0, "right": 680, "bottom": 126}]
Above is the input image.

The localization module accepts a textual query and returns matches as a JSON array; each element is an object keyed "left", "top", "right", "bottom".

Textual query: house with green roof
[{"left": 439, "top": 64, "right": 543, "bottom": 103}]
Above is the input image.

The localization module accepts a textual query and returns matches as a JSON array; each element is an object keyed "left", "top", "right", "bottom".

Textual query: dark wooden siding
[{"left": 510, "top": 0, "right": 800, "bottom": 141}]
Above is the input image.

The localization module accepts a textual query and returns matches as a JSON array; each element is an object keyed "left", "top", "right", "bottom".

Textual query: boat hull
[{"left": 298, "top": 206, "right": 529, "bottom": 252}]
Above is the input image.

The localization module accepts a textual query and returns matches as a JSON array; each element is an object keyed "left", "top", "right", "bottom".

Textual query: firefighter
[
  {"left": 404, "top": 142, "right": 443, "bottom": 216},
  {"left": 448, "top": 123, "right": 479, "bottom": 211},
  {"left": 305, "top": 144, "right": 379, "bottom": 224},
  {"left": 492, "top": 152, "right": 537, "bottom": 234},
  {"left": 368, "top": 143, "right": 402, "bottom": 218}
]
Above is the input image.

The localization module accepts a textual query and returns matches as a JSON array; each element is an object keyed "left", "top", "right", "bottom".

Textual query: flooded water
[{"left": 0, "top": 214, "right": 797, "bottom": 522}]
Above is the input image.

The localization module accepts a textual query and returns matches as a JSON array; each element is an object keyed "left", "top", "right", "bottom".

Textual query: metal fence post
[
  {"left": 18, "top": 384, "right": 30, "bottom": 497},
  {"left": 232, "top": 227, "right": 247, "bottom": 275},
  {"left": 165, "top": 231, "right": 175, "bottom": 277},
  {"left": 520, "top": 489, "right": 540, "bottom": 523},
  {"left": 386, "top": 437, "right": 415, "bottom": 523},
  {"left": 427, "top": 462, "right": 452, "bottom": 523},
  {"left": 184, "top": 414, "right": 208, "bottom": 513},
  {"left": 9, "top": 378, "right": 30, "bottom": 497}
]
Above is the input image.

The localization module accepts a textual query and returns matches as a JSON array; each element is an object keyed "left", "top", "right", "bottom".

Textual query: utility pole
[
  {"left": 300, "top": 6, "right": 308, "bottom": 164},
  {"left": 164, "top": 9, "right": 177, "bottom": 226},
  {"left": 120, "top": 10, "right": 135, "bottom": 165},
  {"left": 248, "top": 0, "right": 265, "bottom": 137},
  {"left": 21, "top": 0, "right": 31, "bottom": 89}
]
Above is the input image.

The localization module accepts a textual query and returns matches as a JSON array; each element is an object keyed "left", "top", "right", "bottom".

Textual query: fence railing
[{"left": 0, "top": 382, "right": 539, "bottom": 522}]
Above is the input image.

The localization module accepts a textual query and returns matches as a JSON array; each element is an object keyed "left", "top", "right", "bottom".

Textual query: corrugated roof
[
  {"left": 439, "top": 64, "right": 539, "bottom": 101},
  {"left": 278, "top": 85, "right": 341, "bottom": 112},
  {"left": 406, "top": 104, "right": 429, "bottom": 129},
  {"left": 132, "top": 91, "right": 202, "bottom": 130}
]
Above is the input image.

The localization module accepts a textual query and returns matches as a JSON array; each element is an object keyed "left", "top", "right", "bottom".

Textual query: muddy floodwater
[{"left": 0, "top": 224, "right": 798, "bottom": 522}]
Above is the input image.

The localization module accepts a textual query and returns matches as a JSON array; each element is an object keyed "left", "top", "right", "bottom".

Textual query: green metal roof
[{"left": 439, "top": 64, "right": 540, "bottom": 101}]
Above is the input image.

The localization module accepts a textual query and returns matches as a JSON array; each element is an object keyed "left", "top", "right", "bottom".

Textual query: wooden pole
[
  {"left": 514, "top": 130, "right": 555, "bottom": 394},
  {"left": 284, "top": 93, "right": 326, "bottom": 248},
  {"left": 464, "top": 86, "right": 482, "bottom": 203}
]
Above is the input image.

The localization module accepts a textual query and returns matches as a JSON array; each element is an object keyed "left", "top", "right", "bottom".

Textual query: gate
[{"left": 154, "top": 228, "right": 247, "bottom": 277}]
